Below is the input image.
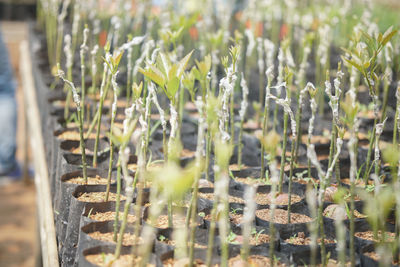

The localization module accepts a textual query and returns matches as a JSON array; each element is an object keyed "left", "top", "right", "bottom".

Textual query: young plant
[
  {"left": 257, "top": 130, "right": 281, "bottom": 266},
  {"left": 63, "top": 34, "right": 73, "bottom": 121},
  {"left": 260, "top": 67, "right": 274, "bottom": 178},
  {"left": 93, "top": 44, "right": 112, "bottom": 168},
  {"left": 266, "top": 69, "right": 296, "bottom": 197},
  {"left": 393, "top": 83, "right": 400, "bottom": 145},
  {"left": 187, "top": 97, "right": 206, "bottom": 267},
  {"left": 103, "top": 51, "right": 124, "bottom": 202},
  {"left": 140, "top": 51, "right": 194, "bottom": 227},
  {"left": 240, "top": 186, "right": 256, "bottom": 262},
  {"left": 325, "top": 66, "right": 344, "bottom": 182},
  {"left": 342, "top": 93, "right": 361, "bottom": 266},
  {"left": 57, "top": 65, "right": 88, "bottom": 183},
  {"left": 342, "top": 26, "right": 397, "bottom": 182},
  {"left": 305, "top": 185, "right": 319, "bottom": 267},
  {"left": 237, "top": 74, "right": 249, "bottom": 169},
  {"left": 112, "top": 117, "right": 138, "bottom": 259},
  {"left": 307, "top": 136, "right": 344, "bottom": 265},
  {"left": 294, "top": 33, "right": 314, "bottom": 161},
  {"left": 80, "top": 26, "right": 90, "bottom": 126}
]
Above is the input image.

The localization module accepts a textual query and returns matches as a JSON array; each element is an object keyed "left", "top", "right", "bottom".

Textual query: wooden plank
[{"left": 20, "top": 40, "right": 59, "bottom": 267}]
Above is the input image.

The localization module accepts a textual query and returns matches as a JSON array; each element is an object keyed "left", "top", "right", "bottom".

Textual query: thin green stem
[
  {"left": 279, "top": 113, "right": 289, "bottom": 193},
  {"left": 113, "top": 164, "right": 122, "bottom": 242}
]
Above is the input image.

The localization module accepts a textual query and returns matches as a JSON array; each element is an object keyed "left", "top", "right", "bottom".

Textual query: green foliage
[
  {"left": 341, "top": 94, "right": 360, "bottom": 127},
  {"left": 182, "top": 68, "right": 196, "bottom": 101},
  {"left": 139, "top": 51, "right": 194, "bottom": 103},
  {"left": 382, "top": 144, "right": 400, "bottom": 168},
  {"left": 132, "top": 81, "right": 143, "bottom": 101},
  {"left": 214, "top": 140, "right": 233, "bottom": 169},
  {"left": 358, "top": 186, "right": 396, "bottom": 236},
  {"left": 149, "top": 160, "right": 201, "bottom": 200},
  {"left": 257, "top": 131, "right": 281, "bottom": 157},
  {"left": 342, "top": 26, "right": 397, "bottom": 93},
  {"left": 227, "top": 231, "right": 239, "bottom": 244}
]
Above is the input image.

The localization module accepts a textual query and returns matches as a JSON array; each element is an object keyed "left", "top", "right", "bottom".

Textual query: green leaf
[
  {"left": 157, "top": 53, "right": 170, "bottom": 78},
  {"left": 139, "top": 66, "right": 165, "bottom": 88},
  {"left": 166, "top": 76, "right": 180, "bottom": 99},
  {"left": 113, "top": 51, "right": 124, "bottom": 69},
  {"left": 341, "top": 56, "right": 364, "bottom": 74},
  {"left": 177, "top": 50, "right": 194, "bottom": 79},
  {"left": 381, "top": 27, "right": 397, "bottom": 47}
]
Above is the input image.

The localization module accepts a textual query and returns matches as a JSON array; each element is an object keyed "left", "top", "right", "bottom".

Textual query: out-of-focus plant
[
  {"left": 237, "top": 74, "right": 248, "bottom": 169},
  {"left": 140, "top": 51, "right": 193, "bottom": 227},
  {"left": 342, "top": 93, "right": 361, "bottom": 266},
  {"left": 308, "top": 135, "right": 344, "bottom": 264},
  {"left": 260, "top": 67, "right": 274, "bottom": 178},
  {"left": 341, "top": 26, "right": 397, "bottom": 183},
  {"left": 257, "top": 130, "right": 281, "bottom": 266}
]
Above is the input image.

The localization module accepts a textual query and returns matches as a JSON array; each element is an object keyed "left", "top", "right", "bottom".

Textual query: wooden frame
[{"left": 20, "top": 39, "right": 59, "bottom": 267}]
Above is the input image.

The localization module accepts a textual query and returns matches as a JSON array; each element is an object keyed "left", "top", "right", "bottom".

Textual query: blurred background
[
  {"left": 0, "top": 0, "right": 399, "bottom": 266},
  {"left": 0, "top": 0, "right": 37, "bottom": 267}
]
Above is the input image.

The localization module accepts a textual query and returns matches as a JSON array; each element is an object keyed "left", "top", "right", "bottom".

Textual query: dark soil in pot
[
  {"left": 255, "top": 208, "right": 313, "bottom": 238},
  {"left": 80, "top": 245, "right": 159, "bottom": 267},
  {"left": 160, "top": 248, "right": 220, "bottom": 267},
  {"left": 154, "top": 227, "right": 211, "bottom": 256},
  {"left": 348, "top": 219, "right": 396, "bottom": 253},
  {"left": 279, "top": 230, "right": 337, "bottom": 263},
  {"left": 81, "top": 201, "right": 137, "bottom": 224},
  {"left": 360, "top": 244, "right": 399, "bottom": 267},
  {"left": 226, "top": 225, "right": 280, "bottom": 253},
  {"left": 142, "top": 206, "right": 203, "bottom": 230},
  {"left": 322, "top": 203, "right": 367, "bottom": 231}
]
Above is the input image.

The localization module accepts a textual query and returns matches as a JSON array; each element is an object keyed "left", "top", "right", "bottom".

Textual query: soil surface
[
  {"left": 228, "top": 254, "right": 286, "bottom": 267},
  {"left": 89, "top": 211, "right": 137, "bottom": 223},
  {"left": 355, "top": 230, "right": 395, "bottom": 242},
  {"left": 255, "top": 192, "right": 302, "bottom": 206},
  {"left": 284, "top": 232, "right": 335, "bottom": 245},
  {"left": 77, "top": 192, "right": 126, "bottom": 202},
  {"left": 65, "top": 175, "right": 109, "bottom": 185},
  {"left": 86, "top": 253, "right": 155, "bottom": 267},
  {"left": 88, "top": 231, "right": 142, "bottom": 246},
  {"left": 255, "top": 208, "right": 312, "bottom": 224}
]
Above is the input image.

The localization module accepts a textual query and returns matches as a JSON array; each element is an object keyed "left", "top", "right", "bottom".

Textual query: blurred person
[{"left": 0, "top": 27, "right": 19, "bottom": 185}]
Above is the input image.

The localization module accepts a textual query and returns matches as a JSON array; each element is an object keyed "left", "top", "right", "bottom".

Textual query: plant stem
[
  {"left": 363, "top": 118, "right": 377, "bottom": 183},
  {"left": 93, "top": 71, "right": 111, "bottom": 167},
  {"left": 114, "top": 157, "right": 134, "bottom": 259},
  {"left": 113, "top": 164, "right": 122, "bottom": 242},
  {"left": 205, "top": 130, "right": 211, "bottom": 181},
  {"left": 230, "top": 92, "right": 235, "bottom": 147},
  {"left": 279, "top": 113, "right": 288, "bottom": 193},
  {"left": 105, "top": 111, "right": 116, "bottom": 201},
  {"left": 205, "top": 200, "right": 217, "bottom": 267},
  {"left": 77, "top": 108, "right": 88, "bottom": 183},
  {"left": 287, "top": 134, "right": 296, "bottom": 223},
  {"left": 261, "top": 96, "right": 270, "bottom": 179},
  {"left": 350, "top": 181, "right": 355, "bottom": 266},
  {"left": 237, "top": 119, "right": 244, "bottom": 168}
]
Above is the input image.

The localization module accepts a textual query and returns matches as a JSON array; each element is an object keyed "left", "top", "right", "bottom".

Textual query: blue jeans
[{"left": 0, "top": 26, "right": 17, "bottom": 174}]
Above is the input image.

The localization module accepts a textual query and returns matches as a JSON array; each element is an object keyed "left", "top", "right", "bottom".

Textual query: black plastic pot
[
  {"left": 154, "top": 227, "right": 213, "bottom": 256},
  {"left": 348, "top": 220, "right": 396, "bottom": 253},
  {"left": 255, "top": 207, "right": 313, "bottom": 239},
  {"left": 360, "top": 243, "right": 398, "bottom": 267},
  {"left": 61, "top": 184, "right": 117, "bottom": 267},
  {"left": 279, "top": 230, "right": 337, "bottom": 265}
]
